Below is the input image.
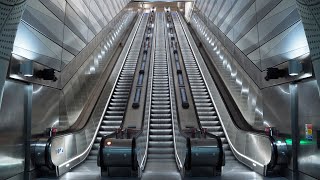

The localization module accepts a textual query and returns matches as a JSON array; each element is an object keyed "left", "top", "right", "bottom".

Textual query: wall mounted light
[
  {"left": 265, "top": 68, "right": 287, "bottom": 81},
  {"left": 35, "top": 68, "right": 57, "bottom": 82},
  {"left": 288, "top": 60, "right": 303, "bottom": 76},
  {"left": 20, "top": 60, "right": 33, "bottom": 77}
]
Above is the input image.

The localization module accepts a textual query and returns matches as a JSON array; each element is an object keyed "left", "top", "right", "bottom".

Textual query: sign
[
  {"left": 305, "top": 124, "right": 313, "bottom": 141},
  {"left": 56, "top": 147, "right": 64, "bottom": 155}
]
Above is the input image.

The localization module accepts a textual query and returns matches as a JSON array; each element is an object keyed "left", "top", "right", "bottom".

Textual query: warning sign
[{"left": 305, "top": 124, "right": 313, "bottom": 141}]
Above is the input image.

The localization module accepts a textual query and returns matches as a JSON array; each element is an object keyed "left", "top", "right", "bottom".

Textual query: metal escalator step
[
  {"left": 197, "top": 111, "right": 217, "bottom": 116},
  {"left": 114, "top": 88, "right": 130, "bottom": 92},
  {"left": 100, "top": 126, "right": 120, "bottom": 131},
  {"left": 112, "top": 95, "right": 129, "bottom": 99},
  {"left": 193, "top": 95, "right": 209, "bottom": 99},
  {"left": 149, "top": 129, "right": 173, "bottom": 135},
  {"left": 201, "top": 126, "right": 222, "bottom": 132},
  {"left": 149, "top": 135, "right": 173, "bottom": 141},
  {"left": 209, "top": 131, "right": 225, "bottom": 137},
  {"left": 106, "top": 111, "right": 124, "bottom": 115},
  {"left": 152, "top": 94, "right": 169, "bottom": 97},
  {"left": 196, "top": 106, "right": 214, "bottom": 111},
  {"left": 151, "top": 109, "right": 170, "bottom": 114},
  {"left": 223, "top": 144, "right": 230, "bottom": 150},
  {"left": 111, "top": 98, "right": 128, "bottom": 103},
  {"left": 87, "top": 156, "right": 97, "bottom": 161},
  {"left": 195, "top": 103, "right": 213, "bottom": 107},
  {"left": 150, "top": 124, "right": 172, "bottom": 129},
  {"left": 113, "top": 91, "right": 129, "bottom": 95},
  {"left": 220, "top": 137, "right": 227, "bottom": 143},
  {"left": 150, "top": 119, "right": 171, "bottom": 124},
  {"left": 152, "top": 105, "right": 170, "bottom": 109},
  {"left": 148, "top": 147, "right": 174, "bottom": 154},
  {"left": 104, "top": 115, "right": 123, "bottom": 120},
  {"left": 102, "top": 120, "right": 122, "bottom": 126},
  {"left": 98, "top": 131, "right": 114, "bottom": 136},
  {"left": 108, "top": 106, "right": 125, "bottom": 111},
  {"left": 200, "top": 120, "right": 220, "bottom": 126},
  {"left": 152, "top": 101, "right": 170, "bottom": 105},
  {"left": 149, "top": 141, "right": 173, "bottom": 147},
  {"left": 194, "top": 98, "right": 211, "bottom": 103},
  {"left": 151, "top": 114, "right": 171, "bottom": 119},
  {"left": 89, "top": 150, "right": 98, "bottom": 156},
  {"left": 192, "top": 88, "right": 207, "bottom": 92},
  {"left": 224, "top": 150, "right": 233, "bottom": 157},
  {"left": 199, "top": 116, "right": 218, "bottom": 121},
  {"left": 92, "top": 143, "right": 99, "bottom": 150},
  {"left": 95, "top": 137, "right": 102, "bottom": 143},
  {"left": 148, "top": 154, "right": 175, "bottom": 159},
  {"left": 109, "top": 102, "right": 126, "bottom": 107},
  {"left": 153, "top": 87, "right": 169, "bottom": 90},
  {"left": 152, "top": 97, "right": 170, "bottom": 101}
]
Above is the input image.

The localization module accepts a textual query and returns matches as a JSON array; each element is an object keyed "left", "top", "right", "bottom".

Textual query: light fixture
[
  {"left": 20, "top": 60, "right": 33, "bottom": 77},
  {"left": 288, "top": 60, "right": 303, "bottom": 76}
]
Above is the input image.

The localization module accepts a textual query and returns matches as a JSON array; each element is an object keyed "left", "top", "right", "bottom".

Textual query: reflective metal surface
[
  {"left": 28, "top": 11, "right": 136, "bottom": 136},
  {"left": 46, "top": 12, "right": 140, "bottom": 176},
  {"left": 296, "top": 80, "right": 320, "bottom": 179},
  {"left": 177, "top": 12, "right": 276, "bottom": 175},
  {"left": 0, "top": 81, "right": 26, "bottom": 179},
  {"left": 32, "top": 85, "right": 61, "bottom": 135},
  {"left": 0, "top": 0, "right": 27, "bottom": 109},
  {"left": 12, "top": 0, "right": 131, "bottom": 71},
  {"left": 194, "top": 0, "right": 309, "bottom": 71}
]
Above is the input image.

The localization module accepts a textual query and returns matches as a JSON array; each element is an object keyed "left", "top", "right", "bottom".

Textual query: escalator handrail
[
  {"left": 176, "top": 12, "right": 276, "bottom": 173},
  {"left": 47, "top": 13, "right": 145, "bottom": 169}
]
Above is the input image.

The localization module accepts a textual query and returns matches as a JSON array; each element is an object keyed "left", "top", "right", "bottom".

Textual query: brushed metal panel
[
  {"left": 258, "top": 6, "right": 297, "bottom": 44},
  {"left": 297, "top": 80, "right": 320, "bottom": 179},
  {"left": 64, "top": 4, "right": 89, "bottom": 44},
  {"left": 32, "top": 85, "right": 60, "bottom": 135},
  {"left": 191, "top": 14, "right": 265, "bottom": 130},
  {"left": 23, "top": 4, "right": 64, "bottom": 46},
  {"left": 0, "top": 81, "right": 26, "bottom": 180},
  {"left": 88, "top": 0, "right": 106, "bottom": 28},
  {"left": 50, "top": 137, "right": 67, "bottom": 165},
  {"left": 183, "top": 13, "right": 273, "bottom": 175},
  {"left": 95, "top": 0, "right": 112, "bottom": 22},
  {"left": 47, "top": 12, "right": 137, "bottom": 174}
]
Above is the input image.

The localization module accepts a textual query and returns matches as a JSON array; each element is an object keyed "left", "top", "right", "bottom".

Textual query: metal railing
[
  {"left": 177, "top": 12, "right": 287, "bottom": 175},
  {"left": 33, "top": 12, "right": 144, "bottom": 176}
]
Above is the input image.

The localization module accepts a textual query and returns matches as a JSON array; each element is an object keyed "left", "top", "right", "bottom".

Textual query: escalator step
[
  {"left": 149, "top": 129, "right": 173, "bottom": 135},
  {"left": 148, "top": 147, "right": 174, "bottom": 154}
]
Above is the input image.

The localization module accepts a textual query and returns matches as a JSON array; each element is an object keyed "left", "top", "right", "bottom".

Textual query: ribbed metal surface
[
  {"left": 172, "top": 13, "right": 234, "bottom": 161},
  {"left": 87, "top": 15, "right": 149, "bottom": 161},
  {"left": 147, "top": 13, "right": 175, "bottom": 161}
]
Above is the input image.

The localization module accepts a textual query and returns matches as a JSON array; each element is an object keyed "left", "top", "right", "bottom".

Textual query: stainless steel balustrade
[
  {"left": 33, "top": 12, "right": 143, "bottom": 176},
  {"left": 191, "top": 12, "right": 264, "bottom": 130},
  {"left": 173, "top": 12, "right": 281, "bottom": 175},
  {"left": 87, "top": 13, "right": 150, "bottom": 161}
]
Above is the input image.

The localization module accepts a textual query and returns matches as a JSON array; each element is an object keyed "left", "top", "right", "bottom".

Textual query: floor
[{"left": 37, "top": 159, "right": 287, "bottom": 180}]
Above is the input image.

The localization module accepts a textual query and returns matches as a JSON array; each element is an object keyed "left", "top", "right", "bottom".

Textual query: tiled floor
[{"left": 38, "top": 159, "right": 287, "bottom": 180}]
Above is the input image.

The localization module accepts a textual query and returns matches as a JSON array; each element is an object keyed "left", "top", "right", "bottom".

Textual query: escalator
[
  {"left": 142, "top": 12, "right": 179, "bottom": 179},
  {"left": 32, "top": 9, "right": 287, "bottom": 180},
  {"left": 170, "top": 12, "right": 234, "bottom": 162},
  {"left": 87, "top": 14, "right": 150, "bottom": 161}
]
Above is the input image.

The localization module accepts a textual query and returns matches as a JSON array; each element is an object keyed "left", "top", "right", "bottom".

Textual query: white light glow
[
  {"left": 236, "top": 78, "right": 242, "bottom": 86},
  {"left": 33, "top": 86, "right": 43, "bottom": 94},
  {"left": 90, "top": 66, "right": 95, "bottom": 73},
  {"left": 278, "top": 87, "right": 290, "bottom": 95}
]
